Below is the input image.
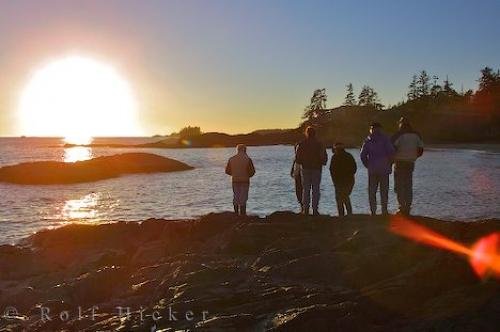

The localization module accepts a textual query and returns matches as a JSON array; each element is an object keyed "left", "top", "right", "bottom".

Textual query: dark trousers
[
  {"left": 394, "top": 161, "right": 415, "bottom": 213},
  {"left": 368, "top": 173, "right": 389, "bottom": 215},
  {"left": 301, "top": 169, "right": 322, "bottom": 211},
  {"left": 334, "top": 180, "right": 354, "bottom": 216},
  {"left": 294, "top": 174, "right": 303, "bottom": 205}
]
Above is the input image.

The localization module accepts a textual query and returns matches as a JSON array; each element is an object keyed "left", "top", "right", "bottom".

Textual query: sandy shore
[{"left": 0, "top": 212, "right": 498, "bottom": 331}]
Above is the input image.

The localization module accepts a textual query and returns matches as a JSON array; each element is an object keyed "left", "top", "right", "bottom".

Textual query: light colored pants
[
  {"left": 232, "top": 182, "right": 249, "bottom": 205},
  {"left": 301, "top": 168, "right": 322, "bottom": 210}
]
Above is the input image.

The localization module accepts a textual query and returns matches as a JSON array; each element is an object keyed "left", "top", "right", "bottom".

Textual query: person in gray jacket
[
  {"left": 225, "top": 144, "right": 256, "bottom": 216},
  {"left": 391, "top": 117, "right": 424, "bottom": 215}
]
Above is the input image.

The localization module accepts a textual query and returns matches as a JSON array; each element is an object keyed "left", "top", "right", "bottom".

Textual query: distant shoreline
[{"left": 63, "top": 140, "right": 500, "bottom": 153}]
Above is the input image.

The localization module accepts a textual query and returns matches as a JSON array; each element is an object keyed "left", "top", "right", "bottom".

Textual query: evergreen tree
[
  {"left": 417, "top": 70, "right": 430, "bottom": 97},
  {"left": 442, "top": 75, "right": 457, "bottom": 96},
  {"left": 407, "top": 75, "right": 418, "bottom": 100},
  {"left": 430, "top": 75, "right": 442, "bottom": 97},
  {"left": 344, "top": 83, "right": 356, "bottom": 106},
  {"left": 302, "top": 88, "right": 328, "bottom": 125},
  {"left": 478, "top": 67, "right": 499, "bottom": 91},
  {"left": 358, "top": 85, "right": 371, "bottom": 106},
  {"left": 358, "top": 85, "right": 383, "bottom": 109}
]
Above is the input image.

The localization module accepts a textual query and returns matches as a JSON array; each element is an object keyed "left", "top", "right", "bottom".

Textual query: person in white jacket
[
  {"left": 225, "top": 144, "right": 256, "bottom": 216},
  {"left": 391, "top": 117, "right": 424, "bottom": 215}
]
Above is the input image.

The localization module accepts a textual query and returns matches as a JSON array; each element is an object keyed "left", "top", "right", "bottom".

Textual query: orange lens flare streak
[{"left": 390, "top": 216, "right": 500, "bottom": 278}]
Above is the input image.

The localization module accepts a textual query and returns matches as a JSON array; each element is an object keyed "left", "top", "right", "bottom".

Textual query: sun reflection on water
[
  {"left": 64, "top": 146, "right": 93, "bottom": 162},
  {"left": 62, "top": 193, "right": 99, "bottom": 221}
]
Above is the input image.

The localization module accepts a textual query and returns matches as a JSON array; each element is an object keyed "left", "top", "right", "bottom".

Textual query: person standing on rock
[
  {"left": 391, "top": 117, "right": 424, "bottom": 216},
  {"left": 360, "top": 122, "right": 395, "bottom": 216},
  {"left": 225, "top": 144, "right": 256, "bottom": 216},
  {"left": 295, "top": 126, "right": 328, "bottom": 216},
  {"left": 290, "top": 143, "right": 303, "bottom": 211},
  {"left": 329, "top": 142, "right": 357, "bottom": 217}
]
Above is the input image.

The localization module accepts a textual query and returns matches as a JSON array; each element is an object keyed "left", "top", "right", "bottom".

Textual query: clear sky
[{"left": 1, "top": 0, "right": 499, "bottom": 136}]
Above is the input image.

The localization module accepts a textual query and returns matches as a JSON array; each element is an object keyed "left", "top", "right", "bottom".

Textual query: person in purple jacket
[{"left": 360, "top": 122, "right": 395, "bottom": 216}]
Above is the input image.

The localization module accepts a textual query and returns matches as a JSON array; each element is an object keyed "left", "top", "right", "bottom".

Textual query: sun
[{"left": 18, "top": 55, "right": 141, "bottom": 144}]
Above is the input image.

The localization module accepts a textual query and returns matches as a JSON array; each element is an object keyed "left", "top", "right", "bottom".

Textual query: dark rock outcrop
[
  {"left": 0, "top": 153, "right": 194, "bottom": 185},
  {"left": 0, "top": 213, "right": 498, "bottom": 331}
]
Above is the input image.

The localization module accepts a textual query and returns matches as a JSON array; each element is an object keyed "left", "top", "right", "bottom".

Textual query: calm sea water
[{"left": 0, "top": 137, "right": 499, "bottom": 244}]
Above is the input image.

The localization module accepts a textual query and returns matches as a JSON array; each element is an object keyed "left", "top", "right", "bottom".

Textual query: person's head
[
  {"left": 305, "top": 126, "right": 316, "bottom": 139},
  {"left": 369, "top": 122, "right": 382, "bottom": 135},
  {"left": 398, "top": 117, "right": 412, "bottom": 131},
  {"left": 237, "top": 144, "right": 247, "bottom": 154},
  {"left": 333, "top": 142, "right": 345, "bottom": 154}
]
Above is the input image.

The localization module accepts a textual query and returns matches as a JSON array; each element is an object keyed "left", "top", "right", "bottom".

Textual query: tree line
[{"left": 302, "top": 67, "right": 500, "bottom": 127}]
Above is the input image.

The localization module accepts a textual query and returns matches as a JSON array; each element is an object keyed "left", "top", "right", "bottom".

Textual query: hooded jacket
[{"left": 360, "top": 131, "right": 395, "bottom": 175}]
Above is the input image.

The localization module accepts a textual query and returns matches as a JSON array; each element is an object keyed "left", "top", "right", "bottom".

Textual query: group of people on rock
[{"left": 225, "top": 117, "right": 424, "bottom": 217}]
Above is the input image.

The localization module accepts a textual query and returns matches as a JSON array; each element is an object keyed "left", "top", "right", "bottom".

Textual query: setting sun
[{"left": 18, "top": 56, "right": 141, "bottom": 144}]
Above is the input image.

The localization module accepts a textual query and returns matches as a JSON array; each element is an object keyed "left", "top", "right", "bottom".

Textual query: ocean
[{"left": 0, "top": 137, "right": 499, "bottom": 244}]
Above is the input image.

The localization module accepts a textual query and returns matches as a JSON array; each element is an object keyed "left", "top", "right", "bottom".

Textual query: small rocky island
[
  {"left": 0, "top": 153, "right": 194, "bottom": 185},
  {"left": 0, "top": 213, "right": 498, "bottom": 331}
]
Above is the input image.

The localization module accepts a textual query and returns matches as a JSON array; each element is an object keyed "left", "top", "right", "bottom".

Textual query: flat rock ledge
[
  {"left": 0, "top": 212, "right": 498, "bottom": 331},
  {"left": 0, "top": 153, "right": 194, "bottom": 185}
]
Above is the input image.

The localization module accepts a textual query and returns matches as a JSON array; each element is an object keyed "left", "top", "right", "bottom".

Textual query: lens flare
[{"left": 390, "top": 215, "right": 500, "bottom": 279}]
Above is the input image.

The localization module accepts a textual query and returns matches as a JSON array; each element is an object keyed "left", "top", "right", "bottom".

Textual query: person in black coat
[{"left": 329, "top": 142, "right": 357, "bottom": 217}]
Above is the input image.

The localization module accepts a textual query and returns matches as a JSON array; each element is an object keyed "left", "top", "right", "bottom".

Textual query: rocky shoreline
[{"left": 0, "top": 212, "right": 498, "bottom": 331}]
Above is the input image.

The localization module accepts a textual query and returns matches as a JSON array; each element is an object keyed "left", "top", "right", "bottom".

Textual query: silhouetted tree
[
  {"left": 358, "top": 85, "right": 383, "bottom": 110},
  {"left": 478, "top": 67, "right": 500, "bottom": 91},
  {"left": 179, "top": 126, "right": 202, "bottom": 139},
  {"left": 344, "top": 83, "right": 356, "bottom": 106},
  {"left": 442, "top": 76, "right": 457, "bottom": 96},
  {"left": 302, "top": 88, "right": 328, "bottom": 125},
  {"left": 430, "top": 75, "right": 442, "bottom": 97},
  {"left": 407, "top": 75, "right": 418, "bottom": 101},
  {"left": 417, "top": 70, "right": 430, "bottom": 97}
]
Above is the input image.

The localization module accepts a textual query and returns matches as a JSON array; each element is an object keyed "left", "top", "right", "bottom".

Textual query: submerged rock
[
  {"left": 0, "top": 153, "right": 194, "bottom": 184},
  {"left": 0, "top": 212, "right": 498, "bottom": 331}
]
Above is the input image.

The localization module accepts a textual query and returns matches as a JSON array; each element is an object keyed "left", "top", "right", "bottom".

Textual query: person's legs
[
  {"left": 406, "top": 164, "right": 414, "bottom": 213},
  {"left": 344, "top": 180, "right": 354, "bottom": 215},
  {"left": 311, "top": 169, "right": 322, "bottom": 214},
  {"left": 368, "top": 173, "right": 379, "bottom": 215},
  {"left": 239, "top": 182, "right": 250, "bottom": 216},
  {"left": 295, "top": 174, "right": 303, "bottom": 207},
  {"left": 380, "top": 174, "right": 389, "bottom": 215},
  {"left": 395, "top": 161, "right": 414, "bottom": 213},
  {"left": 345, "top": 196, "right": 352, "bottom": 215},
  {"left": 301, "top": 169, "right": 312, "bottom": 214},
  {"left": 334, "top": 186, "right": 345, "bottom": 217},
  {"left": 232, "top": 182, "right": 241, "bottom": 215},
  {"left": 394, "top": 162, "right": 404, "bottom": 210}
]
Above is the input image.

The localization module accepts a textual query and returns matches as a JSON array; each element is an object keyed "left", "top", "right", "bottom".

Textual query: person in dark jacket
[
  {"left": 290, "top": 144, "right": 303, "bottom": 210},
  {"left": 295, "top": 126, "right": 327, "bottom": 216},
  {"left": 360, "top": 122, "right": 395, "bottom": 216},
  {"left": 329, "top": 142, "right": 357, "bottom": 217}
]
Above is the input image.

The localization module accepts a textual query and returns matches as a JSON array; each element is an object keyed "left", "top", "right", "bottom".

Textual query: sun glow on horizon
[{"left": 18, "top": 56, "right": 141, "bottom": 144}]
